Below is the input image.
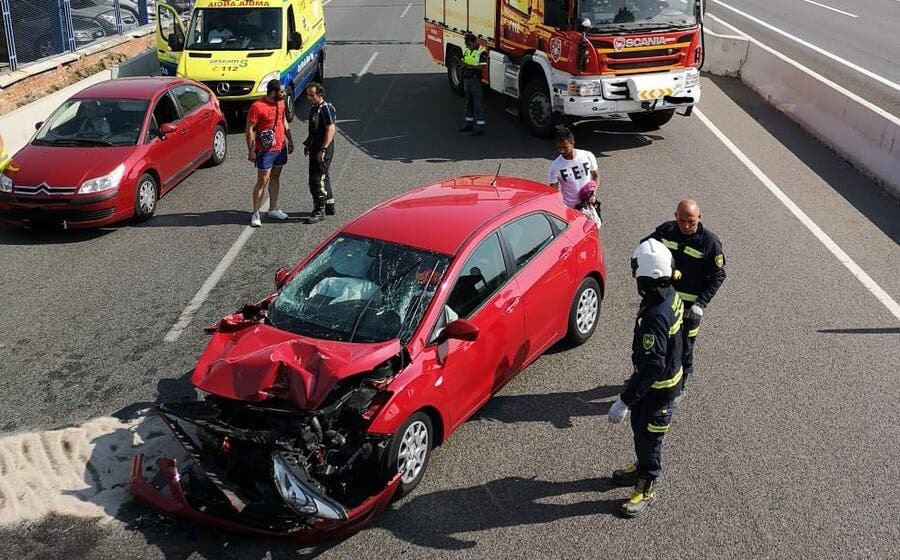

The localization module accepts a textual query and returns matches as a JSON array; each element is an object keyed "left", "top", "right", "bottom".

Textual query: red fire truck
[{"left": 424, "top": 1, "right": 705, "bottom": 136}]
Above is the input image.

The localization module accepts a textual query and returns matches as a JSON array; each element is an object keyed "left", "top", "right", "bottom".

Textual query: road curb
[{"left": 704, "top": 28, "right": 900, "bottom": 200}]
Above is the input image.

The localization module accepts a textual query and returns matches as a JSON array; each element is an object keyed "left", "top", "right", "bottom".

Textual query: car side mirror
[
  {"left": 275, "top": 267, "right": 289, "bottom": 289},
  {"left": 35, "top": 121, "right": 43, "bottom": 130},
  {"left": 442, "top": 319, "right": 480, "bottom": 342},
  {"left": 288, "top": 31, "right": 303, "bottom": 50},
  {"left": 159, "top": 123, "right": 177, "bottom": 137}
]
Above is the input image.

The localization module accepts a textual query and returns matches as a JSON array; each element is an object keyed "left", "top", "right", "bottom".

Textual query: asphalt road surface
[
  {"left": 708, "top": 0, "right": 900, "bottom": 117},
  {"left": 1, "top": 0, "right": 898, "bottom": 558}
]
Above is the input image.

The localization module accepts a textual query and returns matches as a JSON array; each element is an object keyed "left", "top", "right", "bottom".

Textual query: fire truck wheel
[
  {"left": 522, "top": 79, "right": 557, "bottom": 138},
  {"left": 628, "top": 109, "right": 675, "bottom": 131},
  {"left": 447, "top": 50, "right": 464, "bottom": 96}
]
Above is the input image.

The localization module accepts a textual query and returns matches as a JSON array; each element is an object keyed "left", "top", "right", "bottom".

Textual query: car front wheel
[
  {"left": 133, "top": 173, "right": 158, "bottom": 222},
  {"left": 386, "top": 411, "right": 433, "bottom": 499},
  {"left": 565, "top": 277, "right": 601, "bottom": 345}
]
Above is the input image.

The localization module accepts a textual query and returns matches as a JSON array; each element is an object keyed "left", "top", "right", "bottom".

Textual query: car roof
[
  {"left": 342, "top": 176, "right": 557, "bottom": 256},
  {"left": 73, "top": 77, "right": 194, "bottom": 100}
]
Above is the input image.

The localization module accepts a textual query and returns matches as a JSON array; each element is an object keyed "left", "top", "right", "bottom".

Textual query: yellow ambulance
[{"left": 155, "top": 0, "right": 326, "bottom": 120}]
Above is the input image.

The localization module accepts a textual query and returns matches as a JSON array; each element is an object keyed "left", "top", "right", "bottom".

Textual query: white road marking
[
  {"left": 354, "top": 52, "right": 379, "bottom": 84},
  {"left": 401, "top": 3, "right": 412, "bottom": 18},
  {"left": 707, "top": 14, "right": 900, "bottom": 126},
  {"left": 695, "top": 109, "right": 900, "bottom": 322},
  {"left": 711, "top": 0, "right": 900, "bottom": 94},
  {"left": 359, "top": 134, "right": 406, "bottom": 144},
  {"left": 164, "top": 224, "right": 258, "bottom": 342},
  {"left": 322, "top": 0, "right": 333, "bottom": 5},
  {"left": 799, "top": 0, "right": 857, "bottom": 18}
]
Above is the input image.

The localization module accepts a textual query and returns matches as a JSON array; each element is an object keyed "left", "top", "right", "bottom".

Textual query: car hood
[
  {"left": 7, "top": 145, "right": 135, "bottom": 187},
  {"left": 193, "top": 322, "right": 401, "bottom": 410}
]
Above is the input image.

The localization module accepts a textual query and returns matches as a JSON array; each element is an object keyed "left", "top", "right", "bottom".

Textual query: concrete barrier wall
[
  {"left": 704, "top": 29, "right": 900, "bottom": 199},
  {"left": 0, "top": 49, "right": 158, "bottom": 155}
]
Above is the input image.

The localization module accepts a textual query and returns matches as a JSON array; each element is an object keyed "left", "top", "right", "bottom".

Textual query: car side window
[
  {"left": 444, "top": 233, "right": 508, "bottom": 320},
  {"left": 152, "top": 94, "right": 180, "bottom": 128},
  {"left": 501, "top": 213, "right": 555, "bottom": 270},
  {"left": 171, "top": 85, "right": 209, "bottom": 116}
]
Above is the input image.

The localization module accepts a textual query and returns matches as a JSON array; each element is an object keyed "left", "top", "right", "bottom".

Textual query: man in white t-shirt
[
  {"left": 208, "top": 15, "right": 234, "bottom": 43},
  {"left": 547, "top": 126, "right": 599, "bottom": 208}
]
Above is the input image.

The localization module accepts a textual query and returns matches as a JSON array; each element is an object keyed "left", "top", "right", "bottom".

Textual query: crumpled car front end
[{"left": 130, "top": 302, "right": 408, "bottom": 540}]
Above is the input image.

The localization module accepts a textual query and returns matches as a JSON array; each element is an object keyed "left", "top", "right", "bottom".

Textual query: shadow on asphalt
[
  {"left": 471, "top": 384, "right": 621, "bottom": 428},
  {"left": 0, "top": 224, "right": 112, "bottom": 245},
  {"left": 708, "top": 74, "right": 900, "bottom": 245},
  {"left": 318, "top": 72, "right": 665, "bottom": 165},
  {"left": 817, "top": 327, "right": 900, "bottom": 334},
  {"left": 374, "top": 475, "right": 623, "bottom": 550}
]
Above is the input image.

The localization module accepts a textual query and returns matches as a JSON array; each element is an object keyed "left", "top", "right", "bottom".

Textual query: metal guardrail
[{"left": 0, "top": 0, "right": 193, "bottom": 73}]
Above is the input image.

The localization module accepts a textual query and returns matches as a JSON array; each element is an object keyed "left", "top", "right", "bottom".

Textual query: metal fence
[{"left": 0, "top": 0, "right": 194, "bottom": 73}]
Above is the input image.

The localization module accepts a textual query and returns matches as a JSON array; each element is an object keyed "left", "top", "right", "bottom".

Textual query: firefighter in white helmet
[{"left": 607, "top": 238, "right": 684, "bottom": 517}]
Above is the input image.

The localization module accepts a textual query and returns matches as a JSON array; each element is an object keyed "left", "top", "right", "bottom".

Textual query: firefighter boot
[
  {"left": 305, "top": 206, "right": 325, "bottom": 224},
  {"left": 325, "top": 203, "right": 336, "bottom": 216},
  {"left": 611, "top": 463, "right": 638, "bottom": 487},
  {"left": 620, "top": 478, "right": 657, "bottom": 518}
]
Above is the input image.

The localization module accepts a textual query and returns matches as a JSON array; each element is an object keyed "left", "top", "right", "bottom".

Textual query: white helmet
[{"left": 631, "top": 238, "right": 673, "bottom": 279}]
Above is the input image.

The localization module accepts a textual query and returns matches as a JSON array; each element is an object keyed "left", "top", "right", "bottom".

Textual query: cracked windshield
[
  {"left": 186, "top": 8, "right": 283, "bottom": 51},
  {"left": 269, "top": 236, "right": 450, "bottom": 343},
  {"left": 578, "top": 0, "right": 698, "bottom": 30}
]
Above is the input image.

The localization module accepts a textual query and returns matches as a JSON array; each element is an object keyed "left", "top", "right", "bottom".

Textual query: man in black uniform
[
  {"left": 644, "top": 199, "right": 726, "bottom": 398},
  {"left": 302, "top": 81, "right": 337, "bottom": 223},
  {"left": 608, "top": 238, "right": 684, "bottom": 517}
]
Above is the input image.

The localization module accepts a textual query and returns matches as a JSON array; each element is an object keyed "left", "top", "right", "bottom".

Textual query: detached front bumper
[
  {"left": 129, "top": 408, "right": 402, "bottom": 541},
  {"left": 131, "top": 456, "right": 401, "bottom": 541}
]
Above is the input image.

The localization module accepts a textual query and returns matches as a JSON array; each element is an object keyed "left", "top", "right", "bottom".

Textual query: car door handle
[
  {"left": 505, "top": 297, "right": 520, "bottom": 314},
  {"left": 559, "top": 247, "right": 573, "bottom": 260}
]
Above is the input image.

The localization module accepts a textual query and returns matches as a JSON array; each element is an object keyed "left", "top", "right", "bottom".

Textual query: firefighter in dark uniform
[
  {"left": 302, "top": 81, "right": 337, "bottom": 223},
  {"left": 644, "top": 199, "right": 726, "bottom": 399},
  {"left": 458, "top": 32, "right": 488, "bottom": 136},
  {"left": 608, "top": 238, "right": 684, "bottom": 517}
]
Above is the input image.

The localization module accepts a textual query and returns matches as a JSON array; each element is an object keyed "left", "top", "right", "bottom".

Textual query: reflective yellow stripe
[
  {"left": 668, "top": 315, "right": 682, "bottom": 336},
  {"left": 660, "top": 238, "right": 679, "bottom": 250},
  {"left": 647, "top": 423, "right": 670, "bottom": 434},
  {"left": 652, "top": 367, "right": 683, "bottom": 389},
  {"left": 677, "top": 291, "right": 698, "bottom": 302},
  {"left": 688, "top": 327, "right": 699, "bottom": 337},
  {"left": 683, "top": 246, "right": 704, "bottom": 258}
]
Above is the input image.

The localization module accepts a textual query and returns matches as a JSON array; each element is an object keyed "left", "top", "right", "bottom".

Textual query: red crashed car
[
  {"left": 132, "top": 176, "right": 606, "bottom": 540},
  {"left": 0, "top": 77, "right": 227, "bottom": 228}
]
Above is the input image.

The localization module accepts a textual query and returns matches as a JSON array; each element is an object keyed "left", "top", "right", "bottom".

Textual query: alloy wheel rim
[
  {"left": 214, "top": 129, "right": 226, "bottom": 159},
  {"left": 139, "top": 180, "right": 155, "bottom": 214},
  {"left": 576, "top": 288, "right": 598, "bottom": 334},
  {"left": 397, "top": 420, "right": 429, "bottom": 484}
]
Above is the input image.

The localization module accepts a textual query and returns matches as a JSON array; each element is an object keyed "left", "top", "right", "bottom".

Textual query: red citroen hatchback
[
  {"left": 0, "top": 77, "right": 227, "bottom": 228},
  {"left": 132, "top": 176, "right": 606, "bottom": 540}
]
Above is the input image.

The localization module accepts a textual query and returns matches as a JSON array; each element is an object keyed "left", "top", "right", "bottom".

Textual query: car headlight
[
  {"left": 568, "top": 80, "right": 602, "bottom": 97},
  {"left": 271, "top": 452, "right": 347, "bottom": 521},
  {"left": 79, "top": 164, "right": 125, "bottom": 194},
  {"left": 257, "top": 72, "right": 281, "bottom": 93},
  {"left": 74, "top": 30, "right": 93, "bottom": 42},
  {"left": 0, "top": 174, "right": 12, "bottom": 193},
  {"left": 684, "top": 69, "right": 700, "bottom": 88}
]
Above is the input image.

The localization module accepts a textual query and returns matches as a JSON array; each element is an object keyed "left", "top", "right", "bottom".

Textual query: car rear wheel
[
  {"left": 208, "top": 124, "right": 227, "bottom": 166},
  {"left": 565, "top": 277, "right": 601, "bottom": 346},
  {"left": 133, "top": 173, "right": 158, "bottom": 222},
  {"left": 386, "top": 411, "right": 433, "bottom": 499}
]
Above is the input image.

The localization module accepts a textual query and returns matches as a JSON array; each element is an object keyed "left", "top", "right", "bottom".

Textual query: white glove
[
  {"left": 689, "top": 304, "right": 704, "bottom": 318},
  {"left": 608, "top": 398, "right": 629, "bottom": 424}
]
